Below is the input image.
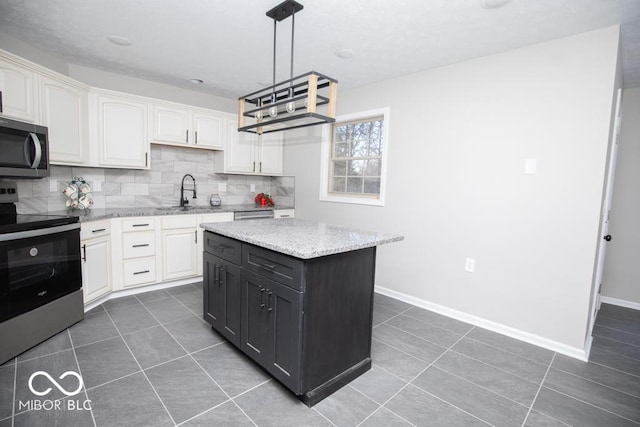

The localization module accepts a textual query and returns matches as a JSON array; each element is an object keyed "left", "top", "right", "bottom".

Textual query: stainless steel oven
[
  {"left": 0, "top": 117, "right": 49, "bottom": 178},
  {"left": 0, "top": 181, "right": 83, "bottom": 364}
]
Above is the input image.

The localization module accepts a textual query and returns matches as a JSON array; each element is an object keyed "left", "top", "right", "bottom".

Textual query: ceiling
[{"left": 1, "top": 0, "right": 639, "bottom": 99}]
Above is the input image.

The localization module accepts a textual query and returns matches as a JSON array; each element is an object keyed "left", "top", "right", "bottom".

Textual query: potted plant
[{"left": 254, "top": 193, "right": 274, "bottom": 207}]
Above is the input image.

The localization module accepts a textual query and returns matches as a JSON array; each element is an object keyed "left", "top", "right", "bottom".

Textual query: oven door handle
[
  {"left": 0, "top": 223, "right": 80, "bottom": 242},
  {"left": 24, "top": 132, "right": 43, "bottom": 169}
]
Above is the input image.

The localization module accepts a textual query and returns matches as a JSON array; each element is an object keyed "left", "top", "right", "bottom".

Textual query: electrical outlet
[
  {"left": 93, "top": 181, "right": 102, "bottom": 192},
  {"left": 465, "top": 258, "right": 476, "bottom": 273},
  {"left": 218, "top": 182, "right": 227, "bottom": 192},
  {"left": 250, "top": 184, "right": 256, "bottom": 192},
  {"left": 49, "top": 179, "right": 57, "bottom": 192}
]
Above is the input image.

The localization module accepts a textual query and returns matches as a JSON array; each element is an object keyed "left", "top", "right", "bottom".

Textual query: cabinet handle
[
  {"left": 186, "top": 129, "right": 189, "bottom": 143},
  {"left": 92, "top": 228, "right": 106, "bottom": 233},
  {"left": 260, "top": 263, "right": 276, "bottom": 271},
  {"left": 219, "top": 266, "right": 226, "bottom": 285},
  {"left": 145, "top": 152, "right": 148, "bottom": 167},
  {"left": 259, "top": 287, "right": 266, "bottom": 310},
  {"left": 260, "top": 162, "right": 262, "bottom": 173},
  {"left": 82, "top": 244, "right": 87, "bottom": 261},
  {"left": 132, "top": 223, "right": 150, "bottom": 227},
  {"left": 133, "top": 270, "right": 150, "bottom": 275},
  {"left": 267, "top": 291, "right": 273, "bottom": 312},
  {"left": 195, "top": 131, "right": 198, "bottom": 144},
  {"left": 213, "top": 265, "right": 220, "bottom": 286},
  {"left": 195, "top": 230, "right": 197, "bottom": 244},
  {"left": 132, "top": 243, "right": 149, "bottom": 248}
]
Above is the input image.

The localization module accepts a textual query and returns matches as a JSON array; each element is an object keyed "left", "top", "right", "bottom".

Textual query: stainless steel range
[{"left": 0, "top": 181, "right": 83, "bottom": 364}]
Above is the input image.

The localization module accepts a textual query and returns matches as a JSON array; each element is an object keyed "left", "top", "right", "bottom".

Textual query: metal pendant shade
[{"left": 237, "top": 0, "right": 338, "bottom": 134}]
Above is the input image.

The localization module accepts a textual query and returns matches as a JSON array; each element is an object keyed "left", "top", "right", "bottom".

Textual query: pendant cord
[
  {"left": 290, "top": 9, "right": 295, "bottom": 91},
  {"left": 272, "top": 18, "right": 277, "bottom": 101}
]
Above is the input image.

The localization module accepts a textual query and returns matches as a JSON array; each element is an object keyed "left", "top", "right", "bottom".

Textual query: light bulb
[
  {"left": 286, "top": 101, "right": 296, "bottom": 114},
  {"left": 255, "top": 110, "right": 263, "bottom": 120},
  {"left": 269, "top": 106, "right": 278, "bottom": 118}
]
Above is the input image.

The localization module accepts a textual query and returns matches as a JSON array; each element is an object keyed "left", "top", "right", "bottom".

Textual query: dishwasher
[{"left": 234, "top": 210, "right": 274, "bottom": 221}]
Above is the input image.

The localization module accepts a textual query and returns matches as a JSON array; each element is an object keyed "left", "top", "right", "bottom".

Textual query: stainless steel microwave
[{"left": 0, "top": 117, "right": 49, "bottom": 178}]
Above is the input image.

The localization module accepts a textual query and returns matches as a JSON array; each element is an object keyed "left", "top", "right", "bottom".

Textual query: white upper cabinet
[
  {"left": 0, "top": 58, "right": 38, "bottom": 122},
  {"left": 215, "top": 117, "right": 283, "bottom": 176},
  {"left": 40, "top": 75, "right": 89, "bottom": 165},
  {"left": 91, "top": 90, "right": 150, "bottom": 169},
  {"left": 152, "top": 102, "right": 224, "bottom": 150}
]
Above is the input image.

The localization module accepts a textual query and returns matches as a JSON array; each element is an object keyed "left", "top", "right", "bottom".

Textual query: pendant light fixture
[{"left": 238, "top": 0, "right": 338, "bottom": 134}]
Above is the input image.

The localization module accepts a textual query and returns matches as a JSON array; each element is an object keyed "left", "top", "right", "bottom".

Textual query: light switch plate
[
  {"left": 49, "top": 179, "right": 57, "bottom": 192},
  {"left": 250, "top": 184, "right": 256, "bottom": 192},
  {"left": 524, "top": 158, "right": 537, "bottom": 175}
]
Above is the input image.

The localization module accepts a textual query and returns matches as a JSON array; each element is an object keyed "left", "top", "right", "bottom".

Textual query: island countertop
[{"left": 200, "top": 218, "right": 404, "bottom": 259}]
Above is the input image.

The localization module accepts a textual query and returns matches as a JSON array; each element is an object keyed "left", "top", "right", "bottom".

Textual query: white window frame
[{"left": 319, "top": 107, "right": 390, "bottom": 206}]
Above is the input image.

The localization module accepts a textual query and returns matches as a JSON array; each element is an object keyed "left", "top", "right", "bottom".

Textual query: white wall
[
  {"left": 602, "top": 88, "right": 640, "bottom": 306},
  {"left": 284, "top": 26, "right": 621, "bottom": 355}
]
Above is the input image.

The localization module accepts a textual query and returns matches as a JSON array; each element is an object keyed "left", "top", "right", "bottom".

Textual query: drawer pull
[
  {"left": 132, "top": 243, "right": 150, "bottom": 248},
  {"left": 267, "top": 291, "right": 273, "bottom": 312},
  {"left": 133, "top": 270, "right": 150, "bottom": 275},
  {"left": 260, "top": 287, "right": 266, "bottom": 310},
  {"left": 132, "top": 223, "right": 150, "bottom": 228},
  {"left": 280, "top": 215, "right": 290, "bottom": 218},
  {"left": 92, "top": 228, "right": 106, "bottom": 233},
  {"left": 261, "top": 263, "right": 276, "bottom": 271}
]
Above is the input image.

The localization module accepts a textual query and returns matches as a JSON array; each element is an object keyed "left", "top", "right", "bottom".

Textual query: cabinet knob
[{"left": 604, "top": 235, "right": 612, "bottom": 242}]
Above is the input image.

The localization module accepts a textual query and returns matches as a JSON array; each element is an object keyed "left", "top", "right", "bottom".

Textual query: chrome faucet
[{"left": 180, "top": 174, "right": 197, "bottom": 207}]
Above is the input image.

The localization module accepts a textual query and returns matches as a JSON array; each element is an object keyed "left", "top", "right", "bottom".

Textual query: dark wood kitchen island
[{"left": 200, "top": 218, "right": 403, "bottom": 406}]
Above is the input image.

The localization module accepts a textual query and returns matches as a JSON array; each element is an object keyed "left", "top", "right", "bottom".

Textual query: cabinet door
[
  {"left": 267, "top": 280, "right": 302, "bottom": 392},
  {"left": 94, "top": 94, "right": 149, "bottom": 169},
  {"left": 42, "top": 76, "right": 89, "bottom": 165},
  {"left": 81, "top": 236, "right": 112, "bottom": 303},
  {"left": 257, "top": 132, "right": 283, "bottom": 176},
  {"left": 241, "top": 270, "right": 271, "bottom": 366},
  {"left": 224, "top": 118, "right": 256, "bottom": 173},
  {"left": 161, "top": 228, "right": 198, "bottom": 280},
  {"left": 0, "top": 59, "right": 38, "bottom": 122},
  {"left": 193, "top": 111, "right": 223, "bottom": 149},
  {"left": 204, "top": 253, "right": 242, "bottom": 346},
  {"left": 152, "top": 105, "right": 189, "bottom": 144}
]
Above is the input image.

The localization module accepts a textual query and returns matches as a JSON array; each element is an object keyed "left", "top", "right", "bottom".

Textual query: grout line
[
  {"left": 592, "top": 329, "right": 640, "bottom": 349},
  {"left": 66, "top": 329, "right": 98, "bottom": 427},
  {"left": 347, "top": 384, "right": 415, "bottom": 427},
  {"left": 461, "top": 335, "right": 554, "bottom": 367},
  {"left": 591, "top": 345, "right": 640, "bottom": 370},
  {"left": 522, "top": 352, "right": 555, "bottom": 427},
  {"left": 380, "top": 321, "right": 459, "bottom": 352},
  {"left": 551, "top": 365, "right": 640, "bottom": 400},
  {"left": 312, "top": 407, "right": 339, "bottom": 426},
  {"left": 11, "top": 357, "right": 17, "bottom": 427},
  {"left": 359, "top": 327, "right": 492, "bottom": 427},
  {"left": 588, "top": 359, "right": 640, "bottom": 380},
  {"left": 103, "top": 306, "right": 178, "bottom": 426},
  {"left": 541, "top": 384, "right": 640, "bottom": 425}
]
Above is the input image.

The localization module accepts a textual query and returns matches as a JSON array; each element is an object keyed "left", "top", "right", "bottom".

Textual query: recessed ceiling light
[
  {"left": 107, "top": 35, "right": 132, "bottom": 46},
  {"left": 480, "top": 0, "right": 510, "bottom": 9},
  {"left": 335, "top": 49, "right": 354, "bottom": 59},
  {"left": 189, "top": 79, "right": 204, "bottom": 84}
]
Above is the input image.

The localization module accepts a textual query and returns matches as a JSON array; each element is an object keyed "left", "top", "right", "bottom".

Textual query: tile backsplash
[{"left": 10, "top": 145, "right": 294, "bottom": 213}]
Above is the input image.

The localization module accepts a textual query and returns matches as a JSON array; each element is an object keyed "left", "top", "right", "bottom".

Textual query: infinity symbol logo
[{"left": 28, "top": 371, "right": 84, "bottom": 397}]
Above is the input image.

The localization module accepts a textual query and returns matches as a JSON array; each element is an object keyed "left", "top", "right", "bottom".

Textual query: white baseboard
[
  {"left": 375, "top": 286, "right": 588, "bottom": 361},
  {"left": 84, "top": 277, "right": 202, "bottom": 313},
  {"left": 600, "top": 296, "right": 640, "bottom": 311}
]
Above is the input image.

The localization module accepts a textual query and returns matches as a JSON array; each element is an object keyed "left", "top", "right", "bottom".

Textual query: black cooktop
[{"left": 0, "top": 204, "right": 78, "bottom": 234}]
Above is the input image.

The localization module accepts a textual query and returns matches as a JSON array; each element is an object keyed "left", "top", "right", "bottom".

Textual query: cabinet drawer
[
  {"left": 80, "top": 220, "right": 110, "bottom": 239},
  {"left": 122, "top": 218, "right": 156, "bottom": 232},
  {"left": 204, "top": 232, "right": 241, "bottom": 265},
  {"left": 123, "top": 258, "right": 157, "bottom": 287},
  {"left": 122, "top": 231, "right": 156, "bottom": 259},
  {"left": 161, "top": 215, "right": 198, "bottom": 229},
  {"left": 243, "top": 244, "right": 303, "bottom": 291}
]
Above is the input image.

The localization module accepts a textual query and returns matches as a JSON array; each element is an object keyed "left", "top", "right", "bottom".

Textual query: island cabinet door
[
  {"left": 204, "top": 253, "right": 241, "bottom": 346},
  {"left": 241, "top": 271, "right": 271, "bottom": 366}
]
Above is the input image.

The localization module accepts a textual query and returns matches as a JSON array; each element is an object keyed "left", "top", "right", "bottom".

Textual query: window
[{"left": 320, "top": 108, "right": 389, "bottom": 206}]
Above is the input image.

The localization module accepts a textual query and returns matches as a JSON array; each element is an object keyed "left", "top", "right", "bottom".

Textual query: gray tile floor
[{"left": 1, "top": 284, "right": 639, "bottom": 426}]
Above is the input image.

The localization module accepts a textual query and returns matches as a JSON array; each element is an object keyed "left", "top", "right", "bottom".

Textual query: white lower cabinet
[
  {"left": 274, "top": 209, "right": 295, "bottom": 219},
  {"left": 161, "top": 215, "right": 199, "bottom": 281},
  {"left": 80, "top": 220, "right": 112, "bottom": 303},
  {"left": 118, "top": 217, "right": 157, "bottom": 289}
]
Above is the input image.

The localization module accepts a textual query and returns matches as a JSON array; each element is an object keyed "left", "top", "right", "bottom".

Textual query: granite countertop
[
  {"left": 48, "top": 204, "right": 293, "bottom": 222},
  {"left": 200, "top": 218, "right": 404, "bottom": 259}
]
